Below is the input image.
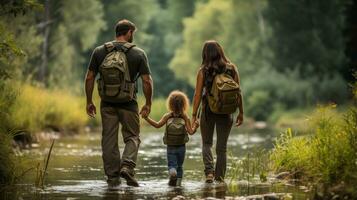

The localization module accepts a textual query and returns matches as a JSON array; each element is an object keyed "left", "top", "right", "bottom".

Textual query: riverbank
[{"left": 270, "top": 105, "right": 357, "bottom": 199}]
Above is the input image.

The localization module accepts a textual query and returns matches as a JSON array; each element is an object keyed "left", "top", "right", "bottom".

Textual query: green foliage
[
  {"left": 0, "top": 0, "right": 42, "bottom": 185},
  {"left": 10, "top": 84, "right": 88, "bottom": 132},
  {"left": 270, "top": 105, "right": 357, "bottom": 189},
  {"left": 60, "top": 0, "right": 106, "bottom": 52},
  {"left": 266, "top": 0, "right": 347, "bottom": 78},
  {"left": 228, "top": 148, "right": 270, "bottom": 184},
  {"left": 244, "top": 67, "right": 348, "bottom": 120},
  {"left": 48, "top": 0, "right": 106, "bottom": 89},
  {"left": 0, "top": 0, "right": 42, "bottom": 17},
  {"left": 0, "top": 131, "right": 17, "bottom": 185},
  {"left": 0, "top": 81, "right": 18, "bottom": 185},
  {"left": 170, "top": 0, "right": 270, "bottom": 86},
  {"left": 170, "top": 0, "right": 230, "bottom": 85},
  {"left": 98, "top": 0, "right": 159, "bottom": 46},
  {"left": 170, "top": 0, "right": 350, "bottom": 120},
  {"left": 35, "top": 139, "right": 55, "bottom": 188}
]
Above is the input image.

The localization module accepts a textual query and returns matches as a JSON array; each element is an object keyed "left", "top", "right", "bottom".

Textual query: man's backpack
[
  {"left": 207, "top": 65, "right": 240, "bottom": 114},
  {"left": 163, "top": 113, "right": 189, "bottom": 146},
  {"left": 97, "top": 42, "right": 136, "bottom": 103}
]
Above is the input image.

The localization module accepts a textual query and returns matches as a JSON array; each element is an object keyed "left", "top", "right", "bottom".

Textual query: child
[{"left": 143, "top": 90, "right": 198, "bottom": 186}]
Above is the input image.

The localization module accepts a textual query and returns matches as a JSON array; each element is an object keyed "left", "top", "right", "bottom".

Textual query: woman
[{"left": 191, "top": 40, "right": 244, "bottom": 183}]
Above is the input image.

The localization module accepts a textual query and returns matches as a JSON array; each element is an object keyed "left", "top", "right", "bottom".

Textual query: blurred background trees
[{"left": 1, "top": 0, "right": 356, "bottom": 122}]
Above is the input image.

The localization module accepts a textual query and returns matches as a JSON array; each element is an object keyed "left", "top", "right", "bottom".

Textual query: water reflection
[{"left": 2, "top": 129, "right": 311, "bottom": 199}]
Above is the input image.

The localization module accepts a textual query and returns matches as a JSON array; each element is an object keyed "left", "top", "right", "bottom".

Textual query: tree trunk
[{"left": 40, "top": 0, "right": 50, "bottom": 84}]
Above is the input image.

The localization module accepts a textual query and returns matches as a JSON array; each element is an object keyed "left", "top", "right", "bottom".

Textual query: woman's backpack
[
  {"left": 207, "top": 65, "right": 240, "bottom": 114},
  {"left": 97, "top": 42, "right": 136, "bottom": 103},
  {"left": 163, "top": 113, "right": 189, "bottom": 146}
]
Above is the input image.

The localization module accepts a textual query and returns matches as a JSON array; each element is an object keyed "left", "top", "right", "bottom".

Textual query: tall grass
[
  {"left": 270, "top": 105, "right": 357, "bottom": 195},
  {"left": 35, "top": 139, "right": 55, "bottom": 188},
  {"left": 0, "top": 81, "right": 18, "bottom": 185},
  {"left": 10, "top": 84, "right": 88, "bottom": 132},
  {"left": 228, "top": 148, "right": 270, "bottom": 184},
  {"left": 0, "top": 81, "right": 86, "bottom": 185}
]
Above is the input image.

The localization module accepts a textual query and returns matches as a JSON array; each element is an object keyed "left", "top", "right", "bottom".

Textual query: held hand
[
  {"left": 140, "top": 104, "right": 151, "bottom": 118},
  {"left": 235, "top": 113, "right": 243, "bottom": 127},
  {"left": 191, "top": 116, "right": 197, "bottom": 127},
  {"left": 195, "top": 119, "right": 200, "bottom": 128},
  {"left": 86, "top": 102, "right": 96, "bottom": 118}
]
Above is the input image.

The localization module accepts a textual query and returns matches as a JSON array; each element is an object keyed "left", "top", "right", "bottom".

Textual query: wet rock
[
  {"left": 13, "top": 131, "right": 32, "bottom": 149},
  {"left": 264, "top": 194, "right": 281, "bottom": 200},
  {"left": 254, "top": 121, "right": 267, "bottom": 129},
  {"left": 233, "top": 193, "right": 290, "bottom": 200},
  {"left": 245, "top": 194, "right": 264, "bottom": 200},
  {"left": 172, "top": 195, "right": 185, "bottom": 200}
]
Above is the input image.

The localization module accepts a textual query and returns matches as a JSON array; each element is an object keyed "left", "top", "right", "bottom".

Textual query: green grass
[
  {"left": 10, "top": 83, "right": 88, "bottom": 133},
  {"left": 228, "top": 148, "right": 270, "bottom": 184},
  {"left": 270, "top": 104, "right": 357, "bottom": 196}
]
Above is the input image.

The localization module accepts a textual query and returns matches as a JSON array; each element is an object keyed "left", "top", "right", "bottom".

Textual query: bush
[
  {"left": 10, "top": 84, "right": 88, "bottom": 132},
  {"left": 0, "top": 81, "right": 17, "bottom": 185},
  {"left": 270, "top": 105, "right": 357, "bottom": 190},
  {"left": 245, "top": 90, "right": 273, "bottom": 121},
  {"left": 243, "top": 66, "right": 349, "bottom": 121}
]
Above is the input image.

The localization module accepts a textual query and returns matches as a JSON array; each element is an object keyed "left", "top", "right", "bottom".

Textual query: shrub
[
  {"left": 270, "top": 105, "right": 357, "bottom": 188},
  {"left": 0, "top": 81, "right": 17, "bottom": 185},
  {"left": 10, "top": 84, "right": 88, "bottom": 132},
  {"left": 243, "top": 66, "right": 349, "bottom": 121}
]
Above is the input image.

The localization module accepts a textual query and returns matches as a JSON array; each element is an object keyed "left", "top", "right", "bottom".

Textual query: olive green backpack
[
  {"left": 163, "top": 113, "right": 189, "bottom": 146},
  {"left": 97, "top": 42, "right": 136, "bottom": 103},
  {"left": 207, "top": 66, "right": 240, "bottom": 114}
]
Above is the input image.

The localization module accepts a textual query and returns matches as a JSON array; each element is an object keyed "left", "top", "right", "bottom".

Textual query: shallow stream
[{"left": 1, "top": 128, "right": 311, "bottom": 199}]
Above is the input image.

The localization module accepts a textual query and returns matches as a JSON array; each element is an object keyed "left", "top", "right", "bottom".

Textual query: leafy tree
[
  {"left": 98, "top": 0, "right": 159, "bottom": 49},
  {"left": 0, "top": 0, "right": 42, "bottom": 185},
  {"left": 170, "top": 0, "right": 270, "bottom": 86},
  {"left": 145, "top": 0, "right": 196, "bottom": 97},
  {"left": 170, "top": 0, "right": 231, "bottom": 86},
  {"left": 48, "top": 0, "right": 106, "bottom": 89},
  {"left": 266, "top": 0, "right": 347, "bottom": 78}
]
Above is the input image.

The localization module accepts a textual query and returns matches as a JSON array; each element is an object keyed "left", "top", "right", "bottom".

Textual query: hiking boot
[
  {"left": 176, "top": 178, "right": 182, "bottom": 186},
  {"left": 120, "top": 166, "right": 139, "bottom": 187},
  {"left": 168, "top": 168, "right": 177, "bottom": 186},
  {"left": 205, "top": 173, "right": 214, "bottom": 183},
  {"left": 107, "top": 177, "right": 120, "bottom": 190}
]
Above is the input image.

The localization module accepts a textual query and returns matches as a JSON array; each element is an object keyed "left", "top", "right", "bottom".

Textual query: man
[{"left": 84, "top": 19, "right": 153, "bottom": 187}]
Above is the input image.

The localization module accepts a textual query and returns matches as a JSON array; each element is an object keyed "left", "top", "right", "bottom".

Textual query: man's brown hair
[{"left": 115, "top": 19, "right": 136, "bottom": 37}]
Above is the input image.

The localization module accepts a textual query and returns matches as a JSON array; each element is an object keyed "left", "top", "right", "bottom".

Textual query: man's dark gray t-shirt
[{"left": 88, "top": 41, "right": 151, "bottom": 112}]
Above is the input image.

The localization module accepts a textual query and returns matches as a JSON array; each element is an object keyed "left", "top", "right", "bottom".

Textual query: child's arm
[
  {"left": 183, "top": 114, "right": 197, "bottom": 135},
  {"left": 144, "top": 113, "right": 171, "bottom": 128}
]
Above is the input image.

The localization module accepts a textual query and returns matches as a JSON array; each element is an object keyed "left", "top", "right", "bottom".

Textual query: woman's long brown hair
[{"left": 201, "top": 40, "right": 230, "bottom": 70}]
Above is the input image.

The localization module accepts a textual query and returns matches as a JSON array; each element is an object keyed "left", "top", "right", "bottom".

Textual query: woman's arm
[
  {"left": 144, "top": 113, "right": 171, "bottom": 128},
  {"left": 191, "top": 68, "right": 204, "bottom": 125},
  {"left": 233, "top": 67, "right": 244, "bottom": 126},
  {"left": 183, "top": 114, "right": 196, "bottom": 135}
]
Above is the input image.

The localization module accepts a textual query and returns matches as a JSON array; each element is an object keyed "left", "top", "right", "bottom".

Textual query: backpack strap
[
  {"left": 224, "top": 64, "right": 235, "bottom": 78},
  {"left": 104, "top": 42, "right": 115, "bottom": 53},
  {"left": 121, "top": 42, "right": 136, "bottom": 53}
]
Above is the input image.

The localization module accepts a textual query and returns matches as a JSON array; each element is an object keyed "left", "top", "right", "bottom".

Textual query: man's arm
[
  {"left": 140, "top": 74, "right": 153, "bottom": 118},
  {"left": 85, "top": 70, "right": 96, "bottom": 117}
]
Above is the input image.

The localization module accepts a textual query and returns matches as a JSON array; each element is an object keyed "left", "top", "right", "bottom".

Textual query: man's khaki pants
[{"left": 100, "top": 105, "right": 140, "bottom": 179}]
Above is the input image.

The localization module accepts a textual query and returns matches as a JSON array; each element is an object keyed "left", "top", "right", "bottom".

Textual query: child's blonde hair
[{"left": 166, "top": 90, "right": 190, "bottom": 115}]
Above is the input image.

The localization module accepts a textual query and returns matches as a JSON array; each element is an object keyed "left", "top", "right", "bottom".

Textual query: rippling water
[{"left": 1, "top": 128, "right": 311, "bottom": 199}]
